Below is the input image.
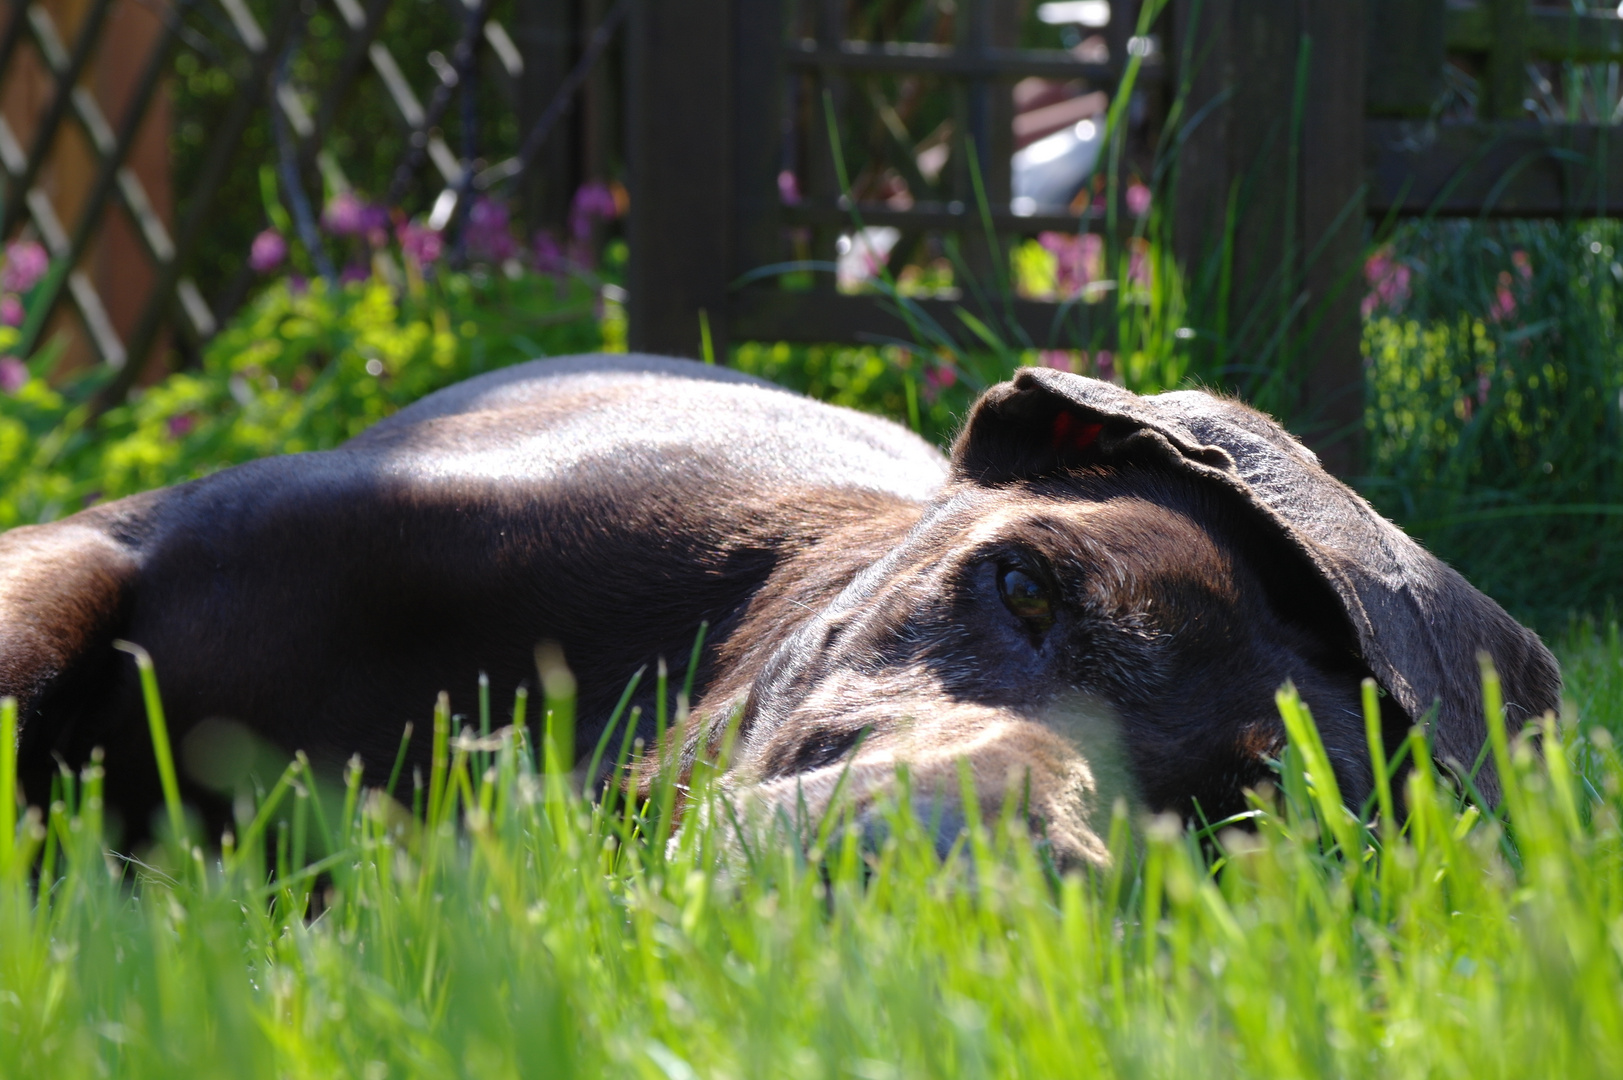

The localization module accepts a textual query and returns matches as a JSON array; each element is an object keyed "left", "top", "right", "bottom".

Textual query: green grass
[{"left": 0, "top": 629, "right": 1620, "bottom": 1077}]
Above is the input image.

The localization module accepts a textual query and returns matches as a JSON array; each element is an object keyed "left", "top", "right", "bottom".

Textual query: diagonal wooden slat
[
  {"left": 94, "top": 0, "right": 307, "bottom": 411},
  {"left": 8, "top": 0, "right": 218, "bottom": 367},
  {"left": 0, "top": 0, "right": 115, "bottom": 240},
  {"left": 15, "top": 0, "right": 203, "bottom": 364}
]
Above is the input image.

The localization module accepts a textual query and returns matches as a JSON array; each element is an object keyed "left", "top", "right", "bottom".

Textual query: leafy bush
[
  {"left": 1362, "top": 219, "right": 1623, "bottom": 627},
  {"left": 0, "top": 269, "right": 611, "bottom": 529}
]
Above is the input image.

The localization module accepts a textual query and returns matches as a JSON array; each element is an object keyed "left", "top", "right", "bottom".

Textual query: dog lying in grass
[{"left": 0, "top": 354, "right": 1559, "bottom": 862}]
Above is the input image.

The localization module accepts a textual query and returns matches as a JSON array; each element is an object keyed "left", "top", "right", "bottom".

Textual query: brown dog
[{"left": 0, "top": 355, "right": 1559, "bottom": 861}]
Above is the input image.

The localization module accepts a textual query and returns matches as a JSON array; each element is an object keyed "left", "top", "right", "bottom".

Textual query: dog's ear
[{"left": 951, "top": 367, "right": 1561, "bottom": 803}]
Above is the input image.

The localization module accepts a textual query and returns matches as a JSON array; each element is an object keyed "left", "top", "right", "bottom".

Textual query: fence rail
[
  {"left": 1, "top": 0, "right": 1620, "bottom": 472},
  {"left": 627, "top": 0, "right": 1623, "bottom": 477}
]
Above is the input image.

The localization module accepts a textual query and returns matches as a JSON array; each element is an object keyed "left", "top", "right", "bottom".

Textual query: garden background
[{"left": 0, "top": 0, "right": 1622, "bottom": 1075}]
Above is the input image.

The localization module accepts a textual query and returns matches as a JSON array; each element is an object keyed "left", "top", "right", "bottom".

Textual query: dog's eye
[{"left": 998, "top": 564, "right": 1055, "bottom": 632}]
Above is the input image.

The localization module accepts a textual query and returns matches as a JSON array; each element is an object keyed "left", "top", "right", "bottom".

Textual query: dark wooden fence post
[
  {"left": 1170, "top": 0, "right": 1367, "bottom": 476},
  {"left": 626, "top": 0, "right": 733, "bottom": 359},
  {"left": 514, "top": 0, "right": 577, "bottom": 231}
]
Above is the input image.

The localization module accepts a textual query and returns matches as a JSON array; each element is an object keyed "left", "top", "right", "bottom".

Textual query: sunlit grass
[{"left": 0, "top": 627, "right": 1618, "bottom": 1077}]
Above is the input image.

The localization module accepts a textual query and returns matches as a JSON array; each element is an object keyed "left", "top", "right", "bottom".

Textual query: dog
[{"left": 0, "top": 354, "right": 1560, "bottom": 863}]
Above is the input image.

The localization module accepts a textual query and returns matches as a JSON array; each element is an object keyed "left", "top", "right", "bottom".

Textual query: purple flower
[
  {"left": 0, "top": 295, "right": 22, "bottom": 328},
  {"left": 166, "top": 413, "right": 196, "bottom": 440},
  {"left": 778, "top": 170, "right": 802, "bottom": 206},
  {"left": 1093, "top": 349, "right": 1116, "bottom": 383},
  {"left": 340, "top": 262, "right": 371, "bottom": 285},
  {"left": 321, "top": 191, "right": 385, "bottom": 237},
  {"left": 1, "top": 240, "right": 47, "bottom": 294},
  {"left": 1126, "top": 182, "right": 1152, "bottom": 217},
  {"left": 533, "top": 230, "right": 566, "bottom": 275},
  {"left": 249, "top": 229, "right": 287, "bottom": 274},
  {"left": 465, "top": 197, "right": 516, "bottom": 263},
  {"left": 568, "top": 181, "right": 619, "bottom": 241},
  {"left": 397, "top": 221, "right": 443, "bottom": 268},
  {"left": 0, "top": 356, "right": 26, "bottom": 394}
]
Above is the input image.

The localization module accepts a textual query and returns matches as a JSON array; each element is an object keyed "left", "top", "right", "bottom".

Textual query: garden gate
[{"left": 628, "top": 0, "right": 1623, "bottom": 474}]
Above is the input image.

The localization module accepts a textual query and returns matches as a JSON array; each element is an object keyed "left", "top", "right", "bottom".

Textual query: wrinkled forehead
[{"left": 841, "top": 471, "right": 1238, "bottom": 591}]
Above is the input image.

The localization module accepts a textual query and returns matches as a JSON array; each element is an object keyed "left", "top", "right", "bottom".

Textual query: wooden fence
[
  {"left": 1, "top": 0, "right": 1620, "bottom": 472},
  {"left": 628, "top": 0, "right": 1623, "bottom": 473},
  {"left": 0, "top": 0, "right": 611, "bottom": 404}
]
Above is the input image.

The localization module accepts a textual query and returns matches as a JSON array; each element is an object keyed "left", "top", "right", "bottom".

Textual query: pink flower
[
  {"left": 339, "top": 262, "right": 370, "bottom": 285},
  {"left": 1127, "top": 239, "right": 1151, "bottom": 289},
  {"left": 1094, "top": 350, "right": 1115, "bottom": 383},
  {"left": 465, "top": 197, "right": 516, "bottom": 264},
  {"left": 397, "top": 221, "right": 443, "bottom": 268},
  {"left": 322, "top": 192, "right": 386, "bottom": 237},
  {"left": 778, "top": 170, "right": 802, "bottom": 206},
  {"left": 1, "top": 240, "right": 47, "bottom": 294},
  {"left": 1490, "top": 271, "right": 1517, "bottom": 322},
  {"left": 1362, "top": 247, "right": 1412, "bottom": 317},
  {"left": 0, "top": 356, "right": 27, "bottom": 393},
  {"left": 1512, "top": 249, "right": 1531, "bottom": 281},
  {"left": 1039, "top": 231, "right": 1105, "bottom": 298},
  {"left": 1040, "top": 350, "right": 1076, "bottom": 372},
  {"left": 249, "top": 229, "right": 287, "bottom": 273},
  {"left": 1477, "top": 370, "right": 1491, "bottom": 406},
  {"left": 568, "top": 181, "right": 619, "bottom": 241},
  {"left": 166, "top": 413, "right": 196, "bottom": 440},
  {"left": 1125, "top": 182, "right": 1152, "bottom": 217},
  {"left": 0, "top": 295, "right": 22, "bottom": 327},
  {"left": 920, "top": 362, "right": 958, "bottom": 403}
]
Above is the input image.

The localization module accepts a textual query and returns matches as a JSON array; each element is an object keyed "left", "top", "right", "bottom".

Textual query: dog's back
[{"left": 0, "top": 355, "right": 947, "bottom": 838}]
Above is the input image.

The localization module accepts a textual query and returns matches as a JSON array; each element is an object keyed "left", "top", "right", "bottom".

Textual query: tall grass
[{"left": 0, "top": 631, "right": 1618, "bottom": 1076}]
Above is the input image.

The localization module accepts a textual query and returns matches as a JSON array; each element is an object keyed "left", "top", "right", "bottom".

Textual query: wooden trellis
[
  {"left": 627, "top": 0, "right": 1623, "bottom": 475},
  {"left": 0, "top": 0, "right": 595, "bottom": 407}
]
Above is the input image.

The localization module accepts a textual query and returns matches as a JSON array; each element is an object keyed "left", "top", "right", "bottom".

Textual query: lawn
[{"left": 0, "top": 627, "right": 1620, "bottom": 1077}]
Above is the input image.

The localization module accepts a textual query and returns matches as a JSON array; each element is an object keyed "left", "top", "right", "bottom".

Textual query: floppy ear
[{"left": 952, "top": 367, "right": 1561, "bottom": 804}]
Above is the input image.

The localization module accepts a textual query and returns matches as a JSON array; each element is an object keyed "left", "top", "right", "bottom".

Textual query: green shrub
[
  {"left": 1362, "top": 219, "right": 1623, "bottom": 628},
  {"left": 0, "top": 269, "right": 610, "bottom": 528}
]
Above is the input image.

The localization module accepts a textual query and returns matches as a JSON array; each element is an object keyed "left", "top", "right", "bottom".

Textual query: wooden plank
[
  {"left": 625, "top": 0, "right": 732, "bottom": 358},
  {"left": 0, "top": 0, "right": 114, "bottom": 240},
  {"left": 784, "top": 199, "right": 1091, "bottom": 234},
  {"left": 1483, "top": 0, "right": 1529, "bottom": 121},
  {"left": 16, "top": 0, "right": 185, "bottom": 363},
  {"left": 1299, "top": 1, "right": 1368, "bottom": 477},
  {"left": 783, "top": 40, "right": 1161, "bottom": 83},
  {"left": 729, "top": 287, "right": 1115, "bottom": 350},
  {"left": 1367, "top": 121, "right": 1623, "bottom": 217},
  {"left": 1167, "top": 0, "right": 1234, "bottom": 289},
  {"left": 1168, "top": 0, "right": 1369, "bottom": 475},
  {"left": 730, "top": 0, "right": 786, "bottom": 279},
  {"left": 1365, "top": 0, "right": 1444, "bottom": 118},
  {"left": 95, "top": 0, "right": 306, "bottom": 412},
  {"left": 1447, "top": 7, "right": 1623, "bottom": 64},
  {"left": 513, "top": 0, "right": 576, "bottom": 230}
]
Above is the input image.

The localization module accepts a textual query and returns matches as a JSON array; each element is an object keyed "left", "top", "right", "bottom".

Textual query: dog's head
[{"left": 695, "top": 370, "right": 1561, "bottom": 866}]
